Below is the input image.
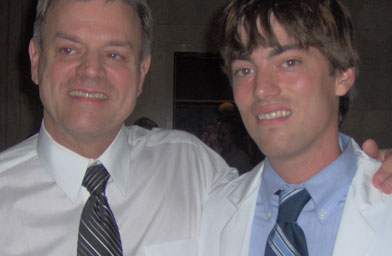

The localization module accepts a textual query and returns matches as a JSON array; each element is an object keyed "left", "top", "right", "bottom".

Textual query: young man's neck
[{"left": 268, "top": 136, "right": 342, "bottom": 184}]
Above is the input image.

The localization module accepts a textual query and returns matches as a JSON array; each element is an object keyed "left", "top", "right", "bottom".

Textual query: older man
[{"left": 0, "top": 1, "right": 236, "bottom": 255}]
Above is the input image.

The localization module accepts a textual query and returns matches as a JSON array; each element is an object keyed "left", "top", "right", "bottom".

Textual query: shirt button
[
  {"left": 319, "top": 210, "right": 326, "bottom": 219},
  {"left": 267, "top": 210, "right": 272, "bottom": 218}
]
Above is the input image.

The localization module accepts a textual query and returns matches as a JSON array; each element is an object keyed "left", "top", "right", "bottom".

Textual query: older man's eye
[
  {"left": 59, "top": 48, "right": 75, "bottom": 55},
  {"left": 108, "top": 53, "right": 123, "bottom": 60}
]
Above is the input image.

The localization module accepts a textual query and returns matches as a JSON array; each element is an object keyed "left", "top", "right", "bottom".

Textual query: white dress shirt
[{"left": 0, "top": 124, "right": 237, "bottom": 256}]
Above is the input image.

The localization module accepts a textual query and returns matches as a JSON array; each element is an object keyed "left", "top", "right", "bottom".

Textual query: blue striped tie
[
  {"left": 77, "top": 164, "right": 123, "bottom": 256},
  {"left": 265, "top": 188, "right": 311, "bottom": 256}
]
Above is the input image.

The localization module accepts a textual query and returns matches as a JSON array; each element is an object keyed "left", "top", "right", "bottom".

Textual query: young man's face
[
  {"left": 29, "top": 0, "right": 151, "bottom": 152},
  {"left": 231, "top": 17, "right": 354, "bottom": 166}
]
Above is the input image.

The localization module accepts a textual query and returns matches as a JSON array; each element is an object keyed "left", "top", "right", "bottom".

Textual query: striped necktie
[
  {"left": 265, "top": 188, "right": 311, "bottom": 256},
  {"left": 77, "top": 164, "right": 123, "bottom": 256}
]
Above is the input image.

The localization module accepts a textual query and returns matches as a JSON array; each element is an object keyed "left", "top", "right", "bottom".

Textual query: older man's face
[{"left": 29, "top": 0, "right": 151, "bottom": 153}]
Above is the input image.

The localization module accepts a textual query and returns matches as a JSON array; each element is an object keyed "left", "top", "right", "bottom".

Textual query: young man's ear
[
  {"left": 29, "top": 39, "right": 40, "bottom": 85},
  {"left": 335, "top": 67, "right": 355, "bottom": 96}
]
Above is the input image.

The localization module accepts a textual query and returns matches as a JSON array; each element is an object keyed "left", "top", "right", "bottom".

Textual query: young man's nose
[{"left": 253, "top": 70, "right": 281, "bottom": 100}]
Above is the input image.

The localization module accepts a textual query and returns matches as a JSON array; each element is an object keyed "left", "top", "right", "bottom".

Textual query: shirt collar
[
  {"left": 260, "top": 133, "right": 357, "bottom": 222},
  {"left": 304, "top": 133, "right": 357, "bottom": 222},
  {"left": 98, "top": 126, "right": 130, "bottom": 195},
  {"left": 37, "top": 124, "right": 130, "bottom": 203},
  {"left": 260, "top": 159, "right": 286, "bottom": 217}
]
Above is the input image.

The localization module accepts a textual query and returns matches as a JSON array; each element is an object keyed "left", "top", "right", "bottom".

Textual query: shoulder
[
  {"left": 125, "top": 125, "right": 208, "bottom": 148},
  {"left": 346, "top": 138, "right": 391, "bottom": 203},
  {"left": 350, "top": 137, "right": 381, "bottom": 174},
  {"left": 0, "top": 134, "right": 39, "bottom": 174},
  {"left": 208, "top": 162, "right": 264, "bottom": 201},
  {"left": 123, "top": 125, "right": 238, "bottom": 191},
  {"left": 124, "top": 125, "right": 235, "bottom": 174}
]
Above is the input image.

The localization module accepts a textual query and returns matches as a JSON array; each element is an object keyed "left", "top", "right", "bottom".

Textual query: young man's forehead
[
  {"left": 235, "top": 17, "right": 308, "bottom": 59},
  {"left": 233, "top": 43, "right": 308, "bottom": 62},
  {"left": 237, "top": 14, "right": 290, "bottom": 47}
]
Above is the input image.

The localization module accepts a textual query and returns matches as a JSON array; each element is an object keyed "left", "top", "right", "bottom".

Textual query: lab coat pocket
[{"left": 143, "top": 238, "right": 197, "bottom": 256}]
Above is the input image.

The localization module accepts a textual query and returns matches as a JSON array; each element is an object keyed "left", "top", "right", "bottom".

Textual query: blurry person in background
[
  {"left": 218, "top": 117, "right": 252, "bottom": 174},
  {"left": 134, "top": 117, "right": 158, "bottom": 130}
]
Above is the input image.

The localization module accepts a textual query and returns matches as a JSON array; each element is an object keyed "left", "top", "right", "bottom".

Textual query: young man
[{"left": 198, "top": 0, "right": 392, "bottom": 255}]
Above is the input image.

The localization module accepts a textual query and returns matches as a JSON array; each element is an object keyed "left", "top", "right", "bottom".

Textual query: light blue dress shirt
[{"left": 249, "top": 134, "right": 358, "bottom": 256}]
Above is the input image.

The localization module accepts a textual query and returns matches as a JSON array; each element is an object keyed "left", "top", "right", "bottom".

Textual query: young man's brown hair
[{"left": 218, "top": 0, "right": 359, "bottom": 124}]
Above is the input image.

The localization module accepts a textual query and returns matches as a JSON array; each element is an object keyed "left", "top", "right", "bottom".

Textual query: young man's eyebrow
[
  {"left": 269, "top": 44, "right": 306, "bottom": 58},
  {"left": 235, "top": 55, "right": 251, "bottom": 61},
  {"left": 233, "top": 44, "right": 307, "bottom": 62}
]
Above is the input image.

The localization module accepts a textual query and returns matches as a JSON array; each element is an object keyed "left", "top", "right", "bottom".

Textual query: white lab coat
[{"left": 197, "top": 139, "right": 392, "bottom": 256}]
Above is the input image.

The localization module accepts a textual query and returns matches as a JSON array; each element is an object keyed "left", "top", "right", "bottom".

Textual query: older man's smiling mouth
[{"left": 69, "top": 90, "right": 108, "bottom": 99}]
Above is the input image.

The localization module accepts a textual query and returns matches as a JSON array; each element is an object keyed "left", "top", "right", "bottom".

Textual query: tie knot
[
  {"left": 277, "top": 188, "right": 310, "bottom": 222},
  {"left": 82, "top": 164, "right": 110, "bottom": 194}
]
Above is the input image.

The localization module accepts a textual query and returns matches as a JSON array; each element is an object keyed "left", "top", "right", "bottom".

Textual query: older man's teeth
[
  {"left": 69, "top": 91, "right": 108, "bottom": 99},
  {"left": 258, "top": 110, "right": 291, "bottom": 120}
]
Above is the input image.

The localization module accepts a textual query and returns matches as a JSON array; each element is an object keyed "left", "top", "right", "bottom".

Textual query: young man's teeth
[
  {"left": 258, "top": 110, "right": 291, "bottom": 120},
  {"left": 69, "top": 91, "right": 108, "bottom": 99}
]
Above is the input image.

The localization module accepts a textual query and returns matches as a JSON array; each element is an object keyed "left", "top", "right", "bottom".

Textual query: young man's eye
[
  {"left": 282, "top": 59, "right": 300, "bottom": 68},
  {"left": 234, "top": 68, "right": 254, "bottom": 77}
]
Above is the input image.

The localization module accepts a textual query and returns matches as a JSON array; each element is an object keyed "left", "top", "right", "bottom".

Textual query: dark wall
[
  {"left": 340, "top": 0, "right": 392, "bottom": 147},
  {"left": 0, "top": 0, "right": 391, "bottom": 152},
  {"left": 0, "top": 0, "right": 42, "bottom": 152}
]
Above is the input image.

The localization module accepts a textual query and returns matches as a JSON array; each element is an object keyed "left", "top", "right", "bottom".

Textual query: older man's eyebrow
[
  {"left": 54, "top": 32, "right": 81, "bottom": 43},
  {"left": 54, "top": 32, "right": 134, "bottom": 50},
  {"left": 105, "top": 40, "right": 135, "bottom": 50}
]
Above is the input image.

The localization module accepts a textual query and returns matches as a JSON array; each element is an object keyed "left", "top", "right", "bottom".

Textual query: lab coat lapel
[
  {"left": 333, "top": 154, "right": 383, "bottom": 256},
  {"left": 219, "top": 163, "right": 264, "bottom": 256}
]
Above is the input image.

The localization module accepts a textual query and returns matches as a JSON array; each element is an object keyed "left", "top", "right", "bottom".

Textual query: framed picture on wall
[
  {"left": 173, "top": 52, "right": 233, "bottom": 138},
  {"left": 174, "top": 52, "right": 264, "bottom": 174}
]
